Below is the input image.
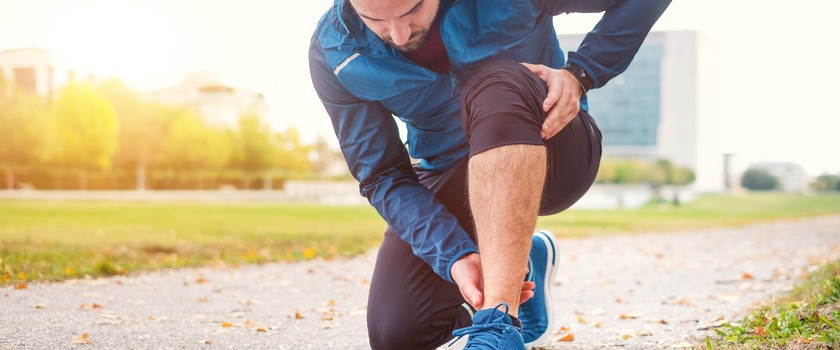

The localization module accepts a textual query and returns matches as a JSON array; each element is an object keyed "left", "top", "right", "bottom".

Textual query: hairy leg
[{"left": 469, "top": 143, "right": 546, "bottom": 317}]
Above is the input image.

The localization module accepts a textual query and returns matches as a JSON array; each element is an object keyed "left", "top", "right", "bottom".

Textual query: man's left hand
[{"left": 520, "top": 63, "right": 583, "bottom": 140}]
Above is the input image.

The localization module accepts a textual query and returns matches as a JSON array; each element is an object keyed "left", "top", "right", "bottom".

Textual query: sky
[{"left": 1, "top": 0, "right": 839, "bottom": 175}]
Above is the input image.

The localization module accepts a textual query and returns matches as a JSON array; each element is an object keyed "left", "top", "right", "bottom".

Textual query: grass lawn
[
  {"left": 706, "top": 259, "right": 840, "bottom": 349},
  {"left": 2, "top": 193, "right": 840, "bottom": 285}
]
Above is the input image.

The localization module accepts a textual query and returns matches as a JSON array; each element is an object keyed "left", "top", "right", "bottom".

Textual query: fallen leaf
[
  {"left": 197, "top": 297, "right": 209, "bottom": 302},
  {"left": 558, "top": 333, "right": 574, "bottom": 342},
  {"left": 197, "top": 339, "right": 213, "bottom": 345},
  {"left": 34, "top": 304, "right": 46, "bottom": 309},
  {"left": 588, "top": 322, "right": 602, "bottom": 328},
  {"left": 802, "top": 338, "right": 814, "bottom": 344},
  {"left": 221, "top": 322, "right": 234, "bottom": 328},
  {"left": 228, "top": 311, "right": 247, "bottom": 319},
  {"left": 742, "top": 272, "right": 754, "bottom": 280},
  {"left": 557, "top": 326, "right": 571, "bottom": 332},
  {"left": 17, "top": 272, "right": 27, "bottom": 281},
  {"left": 619, "top": 313, "right": 640, "bottom": 319},
  {"left": 302, "top": 248, "right": 317, "bottom": 259},
  {"left": 325, "top": 300, "right": 336, "bottom": 306},
  {"left": 96, "top": 314, "right": 125, "bottom": 325},
  {"left": 615, "top": 298, "right": 624, "bottom": 304},
  {"left": 71, "top": 332, "right": 93, "bottom": 344},
  {"left": 577, "top": 316, "right": 586, "bottom": 324},
  {"left": 754, "top": 326, "right": 766, "bottom": 337},
  {"left": 321, "top": 315, "right": 334, "bottom": 321},
  {"left": 65, "top": 267, "right": 76, "bottom": 276},
  {"left": 619, "top": 331, "right": 636, "bottom": 339},
  {"left": 195, "top": 277, "right": 208, "bottom": 284},
  {"left": 80, "top": 303, "right": 103, "bottom": 310},
  {"left": 14, "top": 283, "right": 27, "bottom": 290},
  {"left": 712, "top": 315, "right": 725, "bottom": 323},
  {"left": 360, "top": 278, "right": 370, "bottom": 285},
  {"left": 244, "top": 320, "right": 267, "bottom": 332}
]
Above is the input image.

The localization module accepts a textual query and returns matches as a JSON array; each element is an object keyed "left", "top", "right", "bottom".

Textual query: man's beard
[{"left": 384, "top": 28, "right": 431, "bottom": 53}]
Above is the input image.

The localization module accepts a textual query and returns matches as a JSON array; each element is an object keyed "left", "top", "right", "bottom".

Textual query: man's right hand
[{"left": 451, "top": 253, "right": 536, "bottom": 310}]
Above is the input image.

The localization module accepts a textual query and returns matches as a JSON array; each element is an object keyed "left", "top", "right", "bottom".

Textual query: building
[
  {"left": 148, "top": 71, "right": 269, "bottom": 129},
  {"left": 0, "top": 48, "right": 86, "bottom": 99},
  {"left": 558, "top": 31, "right": 723, "bottom": 192}
]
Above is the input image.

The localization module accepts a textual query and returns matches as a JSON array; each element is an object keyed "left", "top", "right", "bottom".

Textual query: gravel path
[{"left": 2, "top": 216, "right": 839, "bottom": 349}]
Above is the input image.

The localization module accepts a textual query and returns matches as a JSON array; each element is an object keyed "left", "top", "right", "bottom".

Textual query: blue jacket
[{"left": 309, "top": 0, "right": 670, "bottom": 282}]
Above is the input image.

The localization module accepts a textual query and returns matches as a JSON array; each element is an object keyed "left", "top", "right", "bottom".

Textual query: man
[{"left": 309, "top": 0, "right": 669, "bottom": 348}]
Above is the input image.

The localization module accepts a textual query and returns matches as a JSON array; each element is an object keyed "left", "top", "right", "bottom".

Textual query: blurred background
[{"left": 1, "top": 0, "right": 839, "bottom": 196}]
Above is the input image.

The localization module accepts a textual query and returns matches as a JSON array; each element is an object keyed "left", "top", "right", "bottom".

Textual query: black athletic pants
[{"left": 367, "top": 61, "right": 603, "bottom": 349}]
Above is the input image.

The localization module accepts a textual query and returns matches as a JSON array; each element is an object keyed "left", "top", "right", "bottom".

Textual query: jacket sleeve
[
  {"left": 530, "top": 0, "right": 671, "bottom": 88},
  {"left": 309, "top": 41, "right": 478, "bottom": 283}
]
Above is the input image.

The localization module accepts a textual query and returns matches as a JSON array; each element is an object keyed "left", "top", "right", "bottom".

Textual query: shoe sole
[{"left": 524, "top": 230, "right": 558, "bottom": 349}]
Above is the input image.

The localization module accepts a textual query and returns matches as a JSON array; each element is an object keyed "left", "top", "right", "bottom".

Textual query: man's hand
[
  {"left": 520, "top": 63, "right": 583, "bottom": 140},
  {"left": 451, "top": 253, "right": 536, "bottom": 310}
]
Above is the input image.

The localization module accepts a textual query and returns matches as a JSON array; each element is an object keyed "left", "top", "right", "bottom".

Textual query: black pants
[{"left": 367, "top": 61, "right": 602, "bottom": 349}]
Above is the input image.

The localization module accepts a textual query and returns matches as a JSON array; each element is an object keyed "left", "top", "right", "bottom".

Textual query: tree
[
  {"left": 228, "top": 115, "right": 278, "bottom": 188},
  {"left": 0, "top": 72, "right": 50, "bottom": 189},
  {"left": 274, "top": 127, "right": 313, "bottom": 178},
  {"left": 98, "top": 78, "right": 168, "bottom": 190},
  {"left": 810, "top": 174, "right": 840, "bottom": 192},
  {"left": 49, "top": 82, "right": 118, "bottom": 189},
  {"left": 159, "top": 110, "right": 230, "bottom": 187},
  {"left": 741, "top": 168, "right": 779, "bottom": 191}
]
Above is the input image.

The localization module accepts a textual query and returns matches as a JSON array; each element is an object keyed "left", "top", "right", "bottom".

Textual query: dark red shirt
[{"left": 403, "top": 22, "right": 452, "bottom": 74}]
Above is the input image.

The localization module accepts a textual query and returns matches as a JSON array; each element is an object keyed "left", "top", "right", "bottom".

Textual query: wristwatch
[{"left": 561, "top": 62, "right": 594, "bottom": 94}]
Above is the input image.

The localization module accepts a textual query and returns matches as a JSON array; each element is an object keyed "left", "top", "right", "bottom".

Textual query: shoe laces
[{"left": 449, "top": 303, "right": 521, "bottom": 348}]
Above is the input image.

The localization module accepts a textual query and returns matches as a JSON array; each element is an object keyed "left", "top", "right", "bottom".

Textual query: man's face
[{"left": 350, "top": 0, "right": 440, "bottom": 52}]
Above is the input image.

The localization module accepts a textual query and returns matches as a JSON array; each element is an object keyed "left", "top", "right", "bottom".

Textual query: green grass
[
  {"left": 1, "top": 193, "right": 840, "bottom": 285},
  {"left": 705, "top": 259, "right": 840, "bottom": 349},
  {"left": 537, "top": 193, "right": 840, "bottom": 236}
]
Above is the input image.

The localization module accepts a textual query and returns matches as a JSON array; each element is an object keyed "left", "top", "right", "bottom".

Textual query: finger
[
  {"left": 542, "top": 79, "right": 562, "bottom": 112},
  {"left": 522, "top": 281, "right": 536, "bottom": 291},
  {"left": 519, "top": 289, "right": 535, "bottom": 305}
]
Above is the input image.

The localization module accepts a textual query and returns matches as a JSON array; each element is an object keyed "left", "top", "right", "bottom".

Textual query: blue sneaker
[
  {"left": 450, "top": 303, "right": 525, "bottom": 350},
  {"left": 519, "top": 230, "right": 558, "bottom": 347}
]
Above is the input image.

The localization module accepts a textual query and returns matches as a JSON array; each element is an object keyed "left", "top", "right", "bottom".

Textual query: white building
[
  {"left": 148, "top": 71, "right": 269, "bottom": 129},
  {"left": 0, "top": 48, "right": 87, "bottom": 99},
  {"left": 558, "top": 31, "right": 723, "bottom": 192}
]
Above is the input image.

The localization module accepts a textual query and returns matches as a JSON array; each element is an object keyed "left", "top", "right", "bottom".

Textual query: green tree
[
  {"left": 49, "top": 82, "right": 118, "bottom": 189},
  {"left": 228, "top": 115, "right": 278, "bottom": 189},
  {"left": 274, "top": 127, "right": 313, "bottom": 178},
  {"left": 741, "top": 168, "right": 779, "bottom": 191},
  {"left": 160, "top": 110, "right": 230, "bottom": 187},
  {"left": 98, "top": 78, "right": 169, "bottom": 190},
  {"left": 0, "top": 72, "right": 50, "bottom": 189},
  {"left": 810, "top": 174, "right": 840, "bottom": 192}
]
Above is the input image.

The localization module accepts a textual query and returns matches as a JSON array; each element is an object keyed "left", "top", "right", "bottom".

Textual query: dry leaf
[
  {"left": 195, "top": 277, "right": 208, "bottom": 283},
  {"left": 197, "top": 297, "right": 209, "bottom": 302},
  {"left": 619, "top": 331, "right": 636, "bottom": 339},
  {"left": 244, "top": 320, "right": 267, "bottom": 332},
  {"left": 294, "top": 311, "right": 304, "bottom": 319},
  {"left": 615, "top": 298, "right": 624, "bottom": 304},
  {"left": 14, "top": 283, "right": 27, "bottom": 290},
  {"left": 81, "top": 303, "right": 103, "bottom": 310},
  {"left": 197, "top": 339, "right": 213, "bottom": 345},
  {"left": 221, "top": 322, "right": 234, "bottom": 328},
  {"left": 558, "top": 333, "right": 574, "bottom": 342},
  {"left": 619, "top": 313, "right": 639, "bottom": 319},
  {"left": 588, "top": 322, "right": 602, "bottom": 328},
  {"left": 302, "top": 248, "right": 317, "bottom": 259},
  {"left": 712, "top": 315, "right": 725, "bottom": 323},
  {"left": 325, "top": 300, "right": 336, "bottom": 306},
  {"left": 34, "top": 304, "right": 46, "bottom": 309},
  {"left": 754, "top": 326, "right": 767, "bottom": 337},
  {"left": 71, "top": 332, "right": 93, "bottom": 344},
  {"left": 742, "top": 272, "right": 754, "bottom": 280},
  {"left": 802, "top": 338, "right": 814, "bottom": 344},
  {"left": 577, "top": 316, "right": 586, "bottom": 324},
  {"left": 557, "top": 326, "right": 571, "bottom": 332},
  {"left": 321, "top": 315, "right": 334, "bottom": 321},
  {"left": 17, "top": 272, "right": 27, "bottom": 281},
  {"left": 96, "top": 314, "right": 125, "bottom": 325}
]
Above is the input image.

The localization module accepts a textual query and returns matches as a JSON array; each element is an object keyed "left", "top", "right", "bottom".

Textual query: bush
[{"left": 741, "top": 168, "right": 779, "bottom": 191}]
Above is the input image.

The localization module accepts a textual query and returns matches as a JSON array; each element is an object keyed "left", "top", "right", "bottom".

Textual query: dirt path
[{"left": 2, "top": 216, "right": 839, "bottom": 349}]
